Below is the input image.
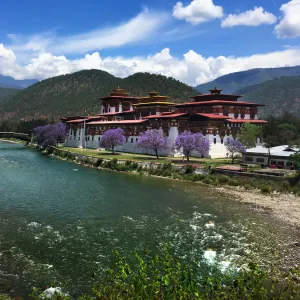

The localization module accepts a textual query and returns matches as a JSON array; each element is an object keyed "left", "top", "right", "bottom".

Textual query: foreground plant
[{"left": 30, "top": 245, "right": 300, "bottom": 300}]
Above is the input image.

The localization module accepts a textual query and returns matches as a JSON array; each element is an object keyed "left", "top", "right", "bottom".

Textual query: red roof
[
  {"left": 99, "top": 96, "right": 139, "bottom": 100},
  {"left": 226, "top": 119, "right": 268, "bottom": 123},
  {"left": 66, "top": 118, "right": 87, "bottom": 123},
  {"left": 175, "top": 100, "right": 264, "bottom": 107},
  {"left": 196, "top": 113, "right": 232, "bottom": 119},
  {"left": 87, "top": 120, "right": 147, "bottom": 125},
  {"left": 143, "top": 113, "right": 187, "bottom": 119}
]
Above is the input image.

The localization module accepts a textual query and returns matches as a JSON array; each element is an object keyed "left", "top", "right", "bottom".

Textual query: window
[
  {"left": 234, "top": 112, "right": 239, "bottom": 119},
  {"left": 136, "top": 138, "right": 138, "bottom": 142},
  {"left": 213, "top": 138, "right": 216, "bottom": 144},
  {"left": 70, "top": 136, "right": 72, "bottom": 140},
  {"left": 270, "top": 160, "right": 276, "bottom": 165},
  {"left": 256, "top": 158, "right": 264, "bottom": 163},
  {"left": 78, "top": 137, "right": 80, "bottom": 141},
  {"left": 221, "top": 138, "right": 223, "bottom": 144},
  {"left": 286, "top": 161, "right": 293, "bottom": 167},
  {"left": 245, "top": 156, "right": 253, "bottom": 162},
  {"left": 277, "top": 161, "right": 285, "bottom": 166},
  {"left": 213, "top": 130, "right": 216, "bottom": 136},
  {"left": 131, "top": 138, "right": 133, "bottom": 143},
  {"left": 98, "top": 137, "right": 101, "bottom": 142},
  {"left": 92, "top": 136, "right": 94, "bottom": 142},
  {"left": 126, "top": 137, "right": 128, "bottom": 143}
]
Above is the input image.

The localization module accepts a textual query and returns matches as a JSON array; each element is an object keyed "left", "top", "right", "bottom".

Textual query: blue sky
[{"left": 0, "top": 0, "right": 300, "bottom": 86}]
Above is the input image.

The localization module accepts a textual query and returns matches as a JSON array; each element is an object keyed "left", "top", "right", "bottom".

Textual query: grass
[{"left": 58, "top": 146, "right": 235, "bottom": 168}]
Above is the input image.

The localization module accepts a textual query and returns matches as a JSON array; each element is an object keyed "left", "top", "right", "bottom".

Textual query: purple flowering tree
[
  {"left": 100, "top": 128, "right": 125, "bottom": 154},
  {"left": 136, "top": 129, "right": 168, "bottom": 158},
  {"left": 32, "top": 122, "right": 67, "bottom": 148},
  {"left": 174, "top": 130, "right": 210, "bottom": 162},
  {"left": 225, "top": 138, "right": 246, "bottom": 163}
]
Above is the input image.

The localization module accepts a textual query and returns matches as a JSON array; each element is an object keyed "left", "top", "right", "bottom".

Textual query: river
[{"left": 0, "top": 141, "right": 297, "bottom": 297}]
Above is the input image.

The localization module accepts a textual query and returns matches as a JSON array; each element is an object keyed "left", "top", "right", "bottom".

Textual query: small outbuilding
[{"left": 243, "top": 145, "right": 299, "bottom": 168}]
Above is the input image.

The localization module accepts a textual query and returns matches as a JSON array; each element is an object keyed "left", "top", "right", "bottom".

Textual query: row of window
[{"left": 69, "top": 136, "right": 139, "bottom": 143}]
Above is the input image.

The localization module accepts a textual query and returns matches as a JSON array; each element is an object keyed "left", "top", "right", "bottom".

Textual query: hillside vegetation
[
  {"left": 196, "top": 65, "right": 300, "bottom": 94},
  {"left": 235, "top": 76, "right": 300, "bottom": 117},
  {"left": 0, "top": 70, "right": 196, "bottom": 120},
  {"left": 0, "top": 87, "right": 20, "bottom": 102}
]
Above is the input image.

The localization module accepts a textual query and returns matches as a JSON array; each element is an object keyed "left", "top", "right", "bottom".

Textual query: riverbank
[
  {"left": 0, "top": 137, "right": 27, "bottom": 145},
  {"left": 216, "top": 186, "right": 300, "bottom": 229}
]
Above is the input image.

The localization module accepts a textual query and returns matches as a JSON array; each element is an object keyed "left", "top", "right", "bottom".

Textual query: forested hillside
[
  {"left": 0, "top": 70, "right": 196, "bottom": 120},
  {"left": 196, "top": 66, "right": 300, "bottom": 94},
  {"left": 235, "top": 76, "right": 300, "bottom": 117},
  {"left": 0, "top": 87, "right": 20, "bottom": 102}
]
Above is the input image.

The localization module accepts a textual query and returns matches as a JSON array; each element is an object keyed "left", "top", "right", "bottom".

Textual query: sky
[{"left": 0, "top": 0, "right": 300, "bottom": 86}]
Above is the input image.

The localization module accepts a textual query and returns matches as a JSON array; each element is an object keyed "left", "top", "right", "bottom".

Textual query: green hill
[
  {"left": 0, "top": 87, "right": 20, "bottom": 102},
  {"left": 195, "top": 66, "right": 300, "bottom": 94},
  {"left": 235, "top": 76, "right": 300, "bottom": 117},
  {"left": 0, "top": 70, "right": 196, "bottom": 120}
]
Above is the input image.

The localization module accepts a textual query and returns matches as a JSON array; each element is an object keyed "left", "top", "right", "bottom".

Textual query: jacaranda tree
[
  {"left": 136, "top": 129, "right": 168, "bottom": 158},
  {"left": 32, "top": 122, "right": 67, "bottom": 148},
  {"left": 100, "top": 128, "right": 125, "bottom": 154},
  {"left": 225, "top": 138, "right": 246, "bottom": 163},
  {"left": 174, "top": 130, "right": 210, "bottom": 162}
]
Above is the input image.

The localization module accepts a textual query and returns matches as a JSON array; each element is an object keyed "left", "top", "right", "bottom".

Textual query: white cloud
[
  {"left": 172, "top": 0, "right": 223, "bottom": 25},
  {"left": 2, "top": 44, "right": 300, "bottom": 87},
  {"left": 221, "top": 7, "right": 277, "bottom": 28},
  {"left": 7, "top": 9, "right": 168, "bottom": 56},
  {"left": 275, "top": 0, "right": 300, "bottom": 38}
]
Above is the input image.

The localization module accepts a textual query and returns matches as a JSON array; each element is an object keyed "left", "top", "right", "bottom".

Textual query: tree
[
  {"left": 136, "top": 129, "right": 168, "bottom": 159},
  {"left": 263, "top": 135, "right": 278, "bottom": 166},
  {"left": 290, "top": 152, "right": 300, "bottom": 169},
  {"left": 238, "top": 123, "right": 262, "bottom": 149},
  {"left": 32, "top": 122, "right": 67, "bottom": 148},
  {"left": 100, "top": 128, "right": 125, "bottom": 154},
  {"left": 174, "top": 131, "right": 210, "bottom": 162},
  {"left": 225, "top": 138, "right": 246, "bottom": 164}
]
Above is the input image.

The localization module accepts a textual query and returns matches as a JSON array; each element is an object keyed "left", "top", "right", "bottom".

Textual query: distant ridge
[
  {"left": 195, "top": 66, "right": 300, "bottom": 94},
  {"left": 234, "top": 76, "right": 300, "bottom": 117},
  {"left": 0, "top": 74, "right": 38, "bottom": 89},
  {"left": 0, "top": 70, "right": 196, "bottom": 120}
]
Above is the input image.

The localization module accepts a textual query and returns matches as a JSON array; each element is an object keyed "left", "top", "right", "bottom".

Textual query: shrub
[
  {"left": 228, "top": 179, "right": 239, "bottom": 186},
  {"left": 193, "top": 174, "right": 205, "bottom": 181},
  {"left": 82, "top": 157, "right": 89, "bottom": 165},
  {"left": 218, "top": 175, "right": 229, "bottom": 184},
  {"left": 162, "top": 162, "right": 172, "bottom": 171},
  {"left": 185, "top": 164, "right": 196, "bottom": 174},
  {"left": 203, "top": 177, "right": 213, "bottom": 185},
  {"left": 137, "top": 165, "right": 144, "bottom": 173},
  {"left": 244, "top": 184, "right": 252, "bottom": 190},
  {"left": 162, "top": 170, "right": 172, "bottom": 177},
  {"left": 261, "top": 185, "right": 272, "bottom": 194},
  {"left": 93, "top": 158, "right": 103, "bottom": 167}
]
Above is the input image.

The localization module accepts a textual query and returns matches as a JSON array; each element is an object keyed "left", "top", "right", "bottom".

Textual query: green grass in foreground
[
  {"left": 26, "top": 247, "right": 300, "bottom": 299},
  {"left": 58, "top": 146, "right": 234, "bottom": 168}
]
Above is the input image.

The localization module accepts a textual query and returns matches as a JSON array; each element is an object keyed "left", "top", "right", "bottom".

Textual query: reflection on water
[{"left": 0, "top": 141, "right": 297, "bottom": 296}]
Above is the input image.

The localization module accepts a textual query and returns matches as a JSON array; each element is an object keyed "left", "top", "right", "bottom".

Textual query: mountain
[
  {"left": 0, "top": 87, "right": 20, "bottom": 102},
  {"left": 0, "top": 70, "right": 196, "bottom": 120},
  {"left": 234, "top": 76, "right": 300, "bottom": 117},
  {"left": 0, "top": 75, "right": 38, "bottom": 89},
  {"left": 195, "top": 66, "right": 300, "bottom": 94}
]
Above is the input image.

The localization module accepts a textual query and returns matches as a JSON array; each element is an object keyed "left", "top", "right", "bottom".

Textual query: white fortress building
[{"left": 63, "top": 87, "right": 267, "bottom": 158}]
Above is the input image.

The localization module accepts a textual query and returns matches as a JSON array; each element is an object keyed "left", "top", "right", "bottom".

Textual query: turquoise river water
[{"left": 0, "top": 141, "right": 298, "bottom": 297}]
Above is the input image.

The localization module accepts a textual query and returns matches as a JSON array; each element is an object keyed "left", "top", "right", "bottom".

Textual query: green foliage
[
  {"left": 0, "top": 87, "right": 20, "bottom": 102},
  {"left": 234, "top": 75, "right": 300, "bottom": 117},
  {"left": 261, "top": 185, "right": 272, "bottom": 194},
  {"left": 290, "top": 152, "right": 300, "bottom": 169},
  {"left": 238, "top": 123, "right": 262, "bottom": 149},
  {"left": 93, "top": 158, "right": 103, "bottom": 167},
  {"left": 0, "top": 70, "right": 196, "bottom": 120},
  {"left": 185, "top": 164, "right": 196, "bottom": 174},
  {"left": 30, "top": 246, "right": 300, "bottom": 299},
  {"left": 0, "top": 294, "right": 13, "bottom": 300}
]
